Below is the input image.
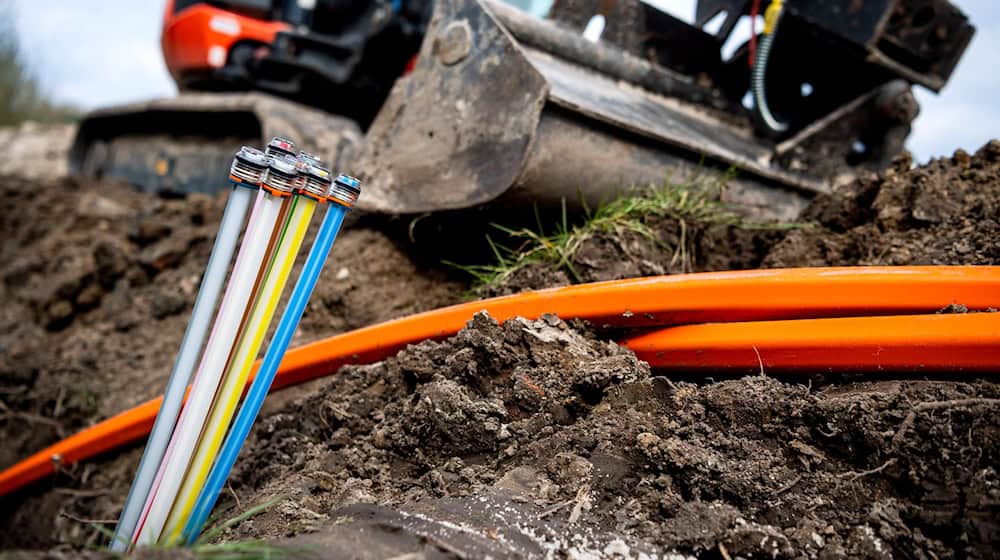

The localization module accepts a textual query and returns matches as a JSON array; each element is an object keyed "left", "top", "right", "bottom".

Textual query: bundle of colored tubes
[{"left": 109, "top": 138, "right": 361, "bottom": 551}]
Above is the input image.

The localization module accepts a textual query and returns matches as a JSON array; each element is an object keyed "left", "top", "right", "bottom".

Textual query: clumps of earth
[
  {"left": 1, "top": 141, "right": 999, "bottom": 558},
  {"left": 765, "top": 141, "right": 1000, "bottom": 267},
  {"left": 217, "top": 313, "right": 1000, "bottom": 559}
]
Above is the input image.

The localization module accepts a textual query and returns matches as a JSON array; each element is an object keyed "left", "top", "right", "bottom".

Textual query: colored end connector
[
  {"left": 264, "top": 136, "right": 296, "bottom": 159},
  {"left": 260, "top": 155, "right": 299, "bottom": 197},
  {"left": 295, "top": 150, "right": 322, "bottom": 169},
  {"left": 228, "top": 146, "right": 269, "bottom": 188},
  {"left": 298, "top": 159, "right": 333, "bottom": 203},
  {"left": 328, "top": 174, "right": 361, "bottom": 209}
]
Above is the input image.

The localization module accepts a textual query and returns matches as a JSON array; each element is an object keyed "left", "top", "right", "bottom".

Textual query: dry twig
[
  {"left": 568, "top": 484, "right": 591, "bottom": 523},
  {"left": 752, "top": 345, "right": 765, "bottom": 375},
  {"left": 773, "top": 475, "right": 802, "bottom": 495},
  {"left": 0, "top": 411, "right": 66, "bottom": 437},
  {"left": 53, "top": 487, "right": 108, "bottom": 497},
  {"left": 838, "top": 458, "right": 897, "bottom": 482},
  {"left": 59, "top": 511, "right": 117, "bottom": 524}
]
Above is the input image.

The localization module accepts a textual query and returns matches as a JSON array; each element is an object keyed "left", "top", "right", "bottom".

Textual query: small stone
[
  {"left": 75, "top": 282, "right": 105, "bottom": 308},
  {"left": 547, "top": 452, "right": 593, "bottom": 485},
  {"left": 637, "top": 432, "right": 661, "bottom": 450},
  {"left": 130, "top": 218, "right": 172, "bottom": 245},
  {"left": 150, "top": 289, "right": 188, "bottom": 319},
  {"left": 45, "top": 299, "right": 74, "bottom": 327},
  {"left": 77, "top": 192, "right": 128, "bottom": 220}
]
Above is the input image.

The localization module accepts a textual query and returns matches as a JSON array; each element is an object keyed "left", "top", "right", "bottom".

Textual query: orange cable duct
[
  {"left": 627, "top": 312, "right": 1000, "bottom": 372},
  {"left": 1, "top": 266, "right": 997, "bottom": 496}
]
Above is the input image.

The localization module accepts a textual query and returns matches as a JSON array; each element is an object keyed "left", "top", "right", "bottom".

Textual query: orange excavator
[{"left": 70, "top": 0, "right": 974, "bottom": 220}]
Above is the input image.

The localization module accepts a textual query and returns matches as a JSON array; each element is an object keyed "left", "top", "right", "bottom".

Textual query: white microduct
[
  {"left": 132, "top": 190, "right": 285, "bottom": 547},
  {"left": 161, "top": 196, "right": 317, "bottom": 542},
  {"left": 109, "top": 185, "right": 254, "bottom": 552}
]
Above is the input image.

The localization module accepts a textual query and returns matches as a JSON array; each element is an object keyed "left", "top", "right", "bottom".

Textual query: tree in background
[{"left": 0, "top": 3, "right": 77, "bottom": 125}]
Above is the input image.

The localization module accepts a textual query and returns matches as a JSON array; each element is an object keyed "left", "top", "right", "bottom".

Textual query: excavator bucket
[{"left": 353, "top": 0, "right": 918, "bottom": 220}]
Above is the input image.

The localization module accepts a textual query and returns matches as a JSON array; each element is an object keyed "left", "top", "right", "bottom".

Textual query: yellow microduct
[{"left": 161, "top": 195, "right": 317, "bottom": 543}]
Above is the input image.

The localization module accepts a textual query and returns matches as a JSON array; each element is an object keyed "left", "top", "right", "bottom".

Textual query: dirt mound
[
  {"left": 765, "top": 142, "right": 1000, "bottom": 267},
  {"left": 158, "top": 315, "right": 1000, "bottom": 558}
]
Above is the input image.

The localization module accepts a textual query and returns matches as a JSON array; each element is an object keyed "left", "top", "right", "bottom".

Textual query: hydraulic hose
[
  {"left": 162, "top": 192, "right": 317, "bottom": 543},
  {"left": 0, "top": 267, "right": 997, "bottom": 498},
  {"left": 132, "top": 153, "right": 298, "bottom": 547},
  {"left": 752, "top": 0, "right": 788, "bottom": 134},
  {"left": 627, "top": 313, "right": 1000, "bottom": 372},
  {"left": 182, "top": 175, "right": 360, "bottom": 544},
  {"left": 108, "top": 149, "right": 264, "bottom": 552}
]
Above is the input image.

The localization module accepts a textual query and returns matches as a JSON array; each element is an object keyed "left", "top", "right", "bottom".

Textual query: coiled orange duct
[{"left": 1, "top": 266, "right": 997, "bottom": 496}]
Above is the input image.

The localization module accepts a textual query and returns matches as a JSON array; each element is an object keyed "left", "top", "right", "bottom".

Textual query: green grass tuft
[
  {"left": 448, "top": 173, "right": 796, "bottom": 291},
  {"left": 86, "top": 496, "right": 303, "bottom": 559}
]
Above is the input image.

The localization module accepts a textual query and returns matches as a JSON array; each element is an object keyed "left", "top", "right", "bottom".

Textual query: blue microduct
[{"left": 182, "top": 182, "right": 357, "bottom": 543}]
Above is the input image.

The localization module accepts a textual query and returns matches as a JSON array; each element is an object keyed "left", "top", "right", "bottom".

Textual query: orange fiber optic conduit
[
  {"left": 1, "top": 266, "right": 997, "bottom": 496},
  {"left": 628, "top": 312, "right": 1000, "bottom": 372}
]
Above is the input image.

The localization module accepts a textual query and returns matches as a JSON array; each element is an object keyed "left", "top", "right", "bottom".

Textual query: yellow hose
[
  {"left": 161, "top": 195, "right": 317, "bottom": 543},
  {"left": 763, "top": 0, "right": 784, "bottom": 35}
]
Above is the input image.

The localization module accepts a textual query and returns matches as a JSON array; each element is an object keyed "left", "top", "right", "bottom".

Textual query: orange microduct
[
  {"left": 627, "top": 313, "right": 1000, "bottom": 372},
  {"left": 1, "top": 266, "right": 997, "bottom": 496}
]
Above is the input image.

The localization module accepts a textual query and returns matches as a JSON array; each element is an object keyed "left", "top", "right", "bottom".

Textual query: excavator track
[{"left": 69, "top": 93, "right": 362, "bottom": 195}]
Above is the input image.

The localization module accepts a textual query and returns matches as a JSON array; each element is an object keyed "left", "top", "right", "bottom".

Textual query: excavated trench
[{"left": 0, "top": 141, "right": 998, "bottom": 558}]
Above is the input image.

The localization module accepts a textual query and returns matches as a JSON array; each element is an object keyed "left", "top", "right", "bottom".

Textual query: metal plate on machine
[
  {"left": 354, "top": 0, "right": 550, "bottom": 212},
  {"left": 524, "top": 48, "right": 829, "bottom": 194}
]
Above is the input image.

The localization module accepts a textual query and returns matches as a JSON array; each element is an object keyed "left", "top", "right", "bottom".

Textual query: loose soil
[
  {"left": 764, "top": 142, "right": 1000, "bottom": 268},
  {"left": 0, "top": 141, "right": 998, "bottom": 559}
]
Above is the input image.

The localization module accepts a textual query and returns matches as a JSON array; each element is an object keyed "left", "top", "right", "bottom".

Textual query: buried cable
[{"left": 627, "top": 312, "right": 1000, "bottom": 372}]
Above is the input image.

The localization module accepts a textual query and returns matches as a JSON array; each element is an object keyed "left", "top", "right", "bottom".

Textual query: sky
[{"left": 7, "top": 0, "right": 997, "bottom": 162}]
